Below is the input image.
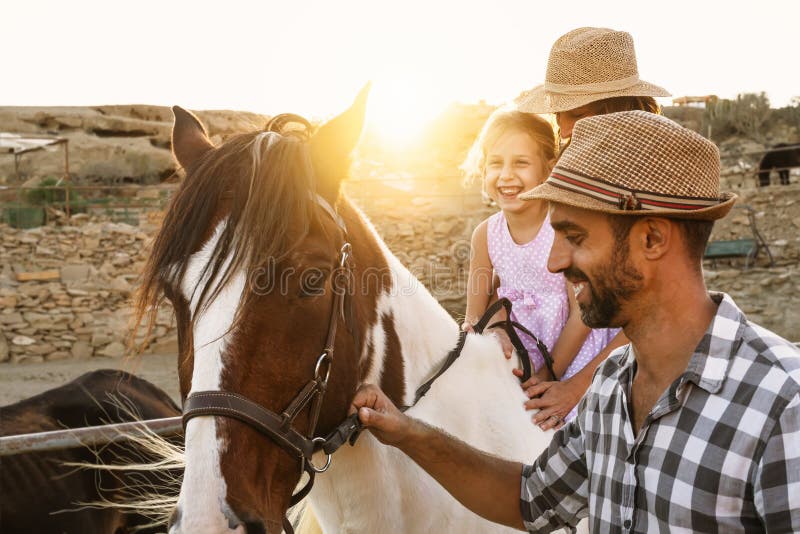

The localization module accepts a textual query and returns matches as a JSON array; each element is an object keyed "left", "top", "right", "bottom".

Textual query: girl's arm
[
  {"left": 485, "top": 273, "right": 515, "bottom": 358},
  {"left": 547, "top": 279, "right": 590, "bottom": 378},
  {"left": 463, "top": 219, "right": 493, "bottom": 331},
  {"left": 464, "top": 224, "right": 514, "bottom": 358}
]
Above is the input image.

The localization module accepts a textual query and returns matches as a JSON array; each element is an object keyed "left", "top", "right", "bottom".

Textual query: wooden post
[{"left": 63, "top": 140, "right": 71, "bottom": 218}]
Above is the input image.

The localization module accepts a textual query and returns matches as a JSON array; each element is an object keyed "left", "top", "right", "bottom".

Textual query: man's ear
[
  {"left": 171, "top": 106, "right": 214, "bottom": 170},
  {"left": 637, "top": 217, "right": 672, "bottom": 260}
]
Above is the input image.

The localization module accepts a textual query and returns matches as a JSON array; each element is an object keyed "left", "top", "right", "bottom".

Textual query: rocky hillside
[
  {"left": 1, "top": 103, "right": 798, "bottom": 366},
  {"left": 0, "top": 106, "right": 269, "bottom": 185}
]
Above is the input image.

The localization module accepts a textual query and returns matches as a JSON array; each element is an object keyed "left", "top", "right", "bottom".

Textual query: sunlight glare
[{"left": 366, "top": 76, "right": 450, "bottom": 150}]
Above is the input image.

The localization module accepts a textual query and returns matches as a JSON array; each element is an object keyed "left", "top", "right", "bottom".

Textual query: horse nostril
[
  {"left": 245, "top": 520, "right": 268, "bottom": 534},
  {"left": 167, "top": 506, "right": 181, "bottom": 531}
]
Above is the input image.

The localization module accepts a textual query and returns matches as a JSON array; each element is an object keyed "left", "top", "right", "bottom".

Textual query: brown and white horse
[{"left": 136, "top": 88, "right": 566, "bottom": 533}]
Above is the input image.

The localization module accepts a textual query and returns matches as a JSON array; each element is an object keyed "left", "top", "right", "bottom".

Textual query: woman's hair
[
  {"left": 584, "top": 95, "right": 660, "bottom": 115},
  {"left": 461, "top": 109, "right": 557, "bottom": 186},
  {"left": 556, "top": 96, "right": 661, "bottom": 155}
]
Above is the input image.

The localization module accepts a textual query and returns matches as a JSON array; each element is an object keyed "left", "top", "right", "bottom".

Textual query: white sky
[{"left": 2, "top": 0, "right": 798, "bottom": 134}]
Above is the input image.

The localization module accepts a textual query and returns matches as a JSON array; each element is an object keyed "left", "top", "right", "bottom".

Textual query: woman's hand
[{"left": 517, "top": 375, "right": 585, "bottom": 431}]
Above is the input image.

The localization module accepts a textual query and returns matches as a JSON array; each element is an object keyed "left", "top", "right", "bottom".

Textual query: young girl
[
  {"left": 462, "top": 109, "right": 623, "bottom": 427},
  {"left": 506, "top": 27, "right": 669, "bottom": 429}
]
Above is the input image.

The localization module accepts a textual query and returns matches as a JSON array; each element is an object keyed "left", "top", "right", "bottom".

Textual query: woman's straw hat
[
  {"left": 519, "top": 111, "right": 737, "bottom": 221},
  {"left": 515, "top": 27, "right": 671, "bottom": 114}
]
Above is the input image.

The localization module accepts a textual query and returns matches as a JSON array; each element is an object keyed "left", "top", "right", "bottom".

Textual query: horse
[
  {"left": 757, "top": 142, "right": 800, "bottom": 186},
  {"left": 0, "top": 369, "right": 181, "bottom": 534},
  {"left": 136, "top": 87, "right": 577, "bottom": 534}
]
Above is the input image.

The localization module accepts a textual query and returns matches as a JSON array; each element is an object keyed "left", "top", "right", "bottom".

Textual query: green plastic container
[{"left": 2, "top": 205, "right": 45, "bottom": 229}]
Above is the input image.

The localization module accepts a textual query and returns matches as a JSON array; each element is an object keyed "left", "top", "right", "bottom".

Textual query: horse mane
[{"left": 132, "top": 116, "right": 321, "bottom": 348}]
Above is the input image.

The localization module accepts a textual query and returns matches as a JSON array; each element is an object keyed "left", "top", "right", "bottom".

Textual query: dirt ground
[{"left": 0, "top": 353, "right": 180, "bottom": 406}]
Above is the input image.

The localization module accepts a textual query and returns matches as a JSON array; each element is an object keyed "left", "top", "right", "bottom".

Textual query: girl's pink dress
[{"left": 487, "top": 211, "right": 619, "bottom": 421}]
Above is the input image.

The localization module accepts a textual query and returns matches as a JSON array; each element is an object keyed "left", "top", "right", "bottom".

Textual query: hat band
[
  {"left": 548, "top": 167, "right": 722, "bottom": 211},
  {"left": 544, "top": 74, "right": 641, "bottom": 95}
]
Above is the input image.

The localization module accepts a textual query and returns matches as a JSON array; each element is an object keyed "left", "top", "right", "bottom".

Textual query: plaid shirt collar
[{"left": 614, "top": 292, "right": 747, "bottom": 396}]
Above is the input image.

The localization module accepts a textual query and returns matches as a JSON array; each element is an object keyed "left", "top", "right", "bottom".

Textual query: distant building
[{"left": 672, "top": 95, "right": 719, "bottom": 108}]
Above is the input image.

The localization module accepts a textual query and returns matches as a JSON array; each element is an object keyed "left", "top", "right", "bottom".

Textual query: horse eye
[{"left": 299, "top": 268, "right": 327, "bottom": 297}]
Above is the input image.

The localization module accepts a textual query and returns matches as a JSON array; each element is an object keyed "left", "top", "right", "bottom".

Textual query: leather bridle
[
  {"left": 180, "top": 193, "right": 557, "bottom": 533},
  {"left": 181, "top": 194, "right": 362, "bottom": 533}
]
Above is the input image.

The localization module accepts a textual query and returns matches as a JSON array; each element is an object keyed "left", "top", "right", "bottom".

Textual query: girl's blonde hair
[{"left": 461, "top": 109, "right": 557, "bottom": 186}]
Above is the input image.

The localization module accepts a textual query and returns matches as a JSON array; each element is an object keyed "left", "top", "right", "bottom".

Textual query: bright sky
[{"left": 3, "top": 0, "right": 798, "bottom": 144}]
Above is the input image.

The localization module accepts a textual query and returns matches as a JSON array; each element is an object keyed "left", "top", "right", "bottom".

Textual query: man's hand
[
  {"left": 349, "top": 384, "right": 413, "bottom": 446},
  {"left": 348, "top": 385, "right": 527, "bottom": 530}
]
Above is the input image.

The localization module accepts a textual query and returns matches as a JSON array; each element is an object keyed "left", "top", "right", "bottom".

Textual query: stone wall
[
  {"left": 0, "top": 212, "right": 175, "bottom": 363},
  {"left": 355, "top": 187, "right": 800, "bottom": 341},
  {"left": 3, "top": 183, "right": 797, "bottom": 365}
]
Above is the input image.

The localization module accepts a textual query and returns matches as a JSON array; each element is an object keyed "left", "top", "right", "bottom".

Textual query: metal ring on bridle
[
  {"left": 339, "top": 243, "right": 352, "bottom": 267},
  {"left": 315, "top": 353, "right": 332, "bottom": 383},
  {"left": 309, "top": 438, "right": 333, "bottom": 472}
]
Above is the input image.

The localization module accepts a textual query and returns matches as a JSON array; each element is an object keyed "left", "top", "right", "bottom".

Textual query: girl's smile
[{"left": 484, "top": 131, "right": 550, "bottom": 214}]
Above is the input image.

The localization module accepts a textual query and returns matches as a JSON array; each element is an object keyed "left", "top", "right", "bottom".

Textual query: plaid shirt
[{"left": 520, "top": 293, "right": 800, "bottom": 533}]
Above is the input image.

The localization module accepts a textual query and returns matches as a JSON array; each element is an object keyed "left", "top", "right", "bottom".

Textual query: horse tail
[{"left": 63, "top": 398, "right": 184, "bottom": 532}]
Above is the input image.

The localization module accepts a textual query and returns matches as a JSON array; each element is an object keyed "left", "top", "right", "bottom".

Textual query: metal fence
[
  {"left": 2, "top": 142, "right": 798, "bottom": 229},
  {"left": 0, "top": 417, "right": 183, "bottom": 457}
]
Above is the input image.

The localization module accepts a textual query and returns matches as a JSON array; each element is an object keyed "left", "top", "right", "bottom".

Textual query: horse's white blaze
[{"left": 171, "top": 222, "right": 245, "bottom": 534}]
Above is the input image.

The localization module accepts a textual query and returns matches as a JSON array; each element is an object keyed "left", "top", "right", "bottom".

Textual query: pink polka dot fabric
[
  {"left": 488, "top": 211, "right": 569, "bottom": 374},
  {"left": 487, "top": 211, "right": 620, "bottom": 421}
]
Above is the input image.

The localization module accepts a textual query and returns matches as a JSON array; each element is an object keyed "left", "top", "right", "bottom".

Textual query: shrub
[
  {"left": 23, "top": 176, "right": 86, "bottom": 214},
  {"left": 704, "top": 92, "right": 771, "bottom": 141}
]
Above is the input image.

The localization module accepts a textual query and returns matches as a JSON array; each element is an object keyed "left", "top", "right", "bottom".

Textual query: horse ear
[
  {"left": 171, "top": 106, "right": 214, "bottom": 170},
  {"left": 310, "top": 83, "right": 370, "bottom": 183}
]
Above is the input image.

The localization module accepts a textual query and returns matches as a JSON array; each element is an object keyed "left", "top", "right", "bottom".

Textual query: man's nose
[{"left": 547, "top": 236, "right": 569, "bottom": 274}]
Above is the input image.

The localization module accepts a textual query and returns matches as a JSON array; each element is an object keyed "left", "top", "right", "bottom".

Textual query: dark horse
[
  {"left": 758, "top": 143, "right": 800, "bottom": 186},
  {"left": 0, "top": 369, "right": 181, "bottom": 534}
]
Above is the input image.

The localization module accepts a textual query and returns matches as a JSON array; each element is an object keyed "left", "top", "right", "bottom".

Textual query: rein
[{"left": 410, "top": 297, "right": 556, "bottom": 407}]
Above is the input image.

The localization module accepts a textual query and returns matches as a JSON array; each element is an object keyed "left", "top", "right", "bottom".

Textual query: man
[{"left": 350, "top": 111, "right": 800, "bottom": 532}]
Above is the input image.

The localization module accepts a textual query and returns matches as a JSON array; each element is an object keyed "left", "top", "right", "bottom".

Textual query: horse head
[{"left": 137, "top": 86, "right": 394, "bottom": 533}]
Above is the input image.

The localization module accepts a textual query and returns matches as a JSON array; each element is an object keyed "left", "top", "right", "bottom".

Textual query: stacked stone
[
  {"left": 705, "top": 267, "right": 799, "bottom": 339},
  {"left": 0, "top": 214, "right": 176, "bottom": 363},
  {"left": 361, "top": 197, "right": 495, "bottom": 318},
  {"left": 708, "top": 187, "right": 800, "bottom": 264},
  {"left": 2, "top": 184, "right": 799, "bottom": 365}
]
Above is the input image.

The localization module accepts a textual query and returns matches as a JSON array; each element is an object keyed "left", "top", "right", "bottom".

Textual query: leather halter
[{"left": 181, "top": 194, "right": 362, "bottom": 533}]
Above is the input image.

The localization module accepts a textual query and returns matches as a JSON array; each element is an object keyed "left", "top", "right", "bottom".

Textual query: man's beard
[{"left": 565, "top": 242, "right": 643, "bottom": 328}]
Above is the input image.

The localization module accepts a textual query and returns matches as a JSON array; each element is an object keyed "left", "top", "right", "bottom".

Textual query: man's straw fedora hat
[
  {"left": 515, "top": 27, "right": 671, "bottom": 114},
  {"left": 519, "top": 111, "right": 737, "bottom": 221}
]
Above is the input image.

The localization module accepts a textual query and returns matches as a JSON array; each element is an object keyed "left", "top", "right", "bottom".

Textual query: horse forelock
[{"left": 134, "top": 128, "right": 319, "bottom": 349}]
